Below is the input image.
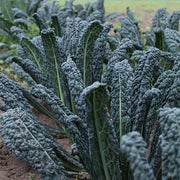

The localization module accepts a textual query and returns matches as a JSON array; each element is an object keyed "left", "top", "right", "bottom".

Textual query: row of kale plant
[{"left": 0, "top": 0, "right": 180, "bottom": 179}]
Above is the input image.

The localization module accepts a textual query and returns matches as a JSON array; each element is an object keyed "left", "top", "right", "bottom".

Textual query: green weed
[{"left": 27, "top": 172, "right": 36, "bottom": 180}]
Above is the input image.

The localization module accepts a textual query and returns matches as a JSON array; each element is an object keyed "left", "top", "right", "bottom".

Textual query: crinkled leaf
[
  {"left": 126, "top": 7, "right": 138, "bottom": 25},
  {"left": 159, "top": 108, "right": 180, "bottom": 180},
  {"left": 32, "top": 12, "right": 48, "bottom": 31},
  {"left": 12, "top": 7, "right": 28, "bottom": 19},
  {"left": 91, "top": 23, "right": 113, "bottom": 83},
  {"left": 0, "top": 108, "right": 69, "bottom": 180},
  {"left": 151, "top": 8, "right": 170, "bottom": 33},
  {"left": 154, "top": 69, "right": 180, "bottom": 108},
  {"left": 118, "top": 16, "right": 144, "bottom": 49},
  {"left": 62, "top": 57, "right": 85, "bottom": 116},
  {"left": 51, "top": 14, "right": 61, "bottom": 37},
  {"left": 80, "top": 82, "right": 121, "bottom": 179},
  {"left": 11, "top": 62, "right": 36, "bottom": 87},
  {"left": 111, "top": 60, "right": 133, "bottom": 144},
  {"left": 41, "top": 28, "right": 68, "bottom": 105},
  {"left": 20, "top": 36, "right": 46, "bottom": 72},
  {"left": 0, "top": 73, "right": 58, "bottom": 132},
  {"left": 164, "top": 28, "right": 180, "bottom": 53},
  {"left": 102, "top": 38, "right": 134, "bottom": 86},
  {"left": 7, "top": 56, "right": 49, "bottom": 88},
  {"left": 0, "top": 73, "right": 33, "bottom": 115},
  {"left": 143, "top": 30, "right": 156, "bottom": 47},
  {"left": 13, "top": 18, "right": 28, "bottom": 28},
  {"left": 76, "top": 20, "right": 103, "bottom": 86},
  {"left": 130, "top": 48, "right": 160, "bottom": 130},
  {"left": 121, "top": 131, "right": 155, "bottom": 180},
  {"left": 168, "top": 10, "right": 180, "bottom": 31},
  {"left": 0, "top": 103, "right": 10, "bottom": 112},
  {"left": 31, "top": 84, "right": 73, "bottom": 126},
  {"left": 138, "top": 88, "right": 161, "bottom": 143}
]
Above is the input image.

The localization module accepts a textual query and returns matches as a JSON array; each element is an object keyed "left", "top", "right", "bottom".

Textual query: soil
[
  {"left": 0, "top": 9, "right": 153, "bottom": 180},
  {"left": 107, "top": 9, "right": 154, "bottom": 34}
]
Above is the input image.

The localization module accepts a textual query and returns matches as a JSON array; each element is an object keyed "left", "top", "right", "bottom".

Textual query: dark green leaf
[{"left": 81, "top": 82, "right": 121, "bottom": 179}]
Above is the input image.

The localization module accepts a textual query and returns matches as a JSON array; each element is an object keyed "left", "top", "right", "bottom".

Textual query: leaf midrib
[
  {"left": 22, "top": 38, "right": 42, "bottom": 71},
  {"left": 83, "top": 25, "right": 101, "bottom": 85},
  {"left": 48, "top": 36, "right": 64, "bottom": 104},
  {"left": 93, "top": 91, "right": 110, "bottom": 180},
  {"left": 16, "top": 111, "right": 54, "bottom": 162}
]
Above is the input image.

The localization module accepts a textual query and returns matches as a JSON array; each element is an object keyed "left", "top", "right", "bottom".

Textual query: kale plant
[
  {"left": 0, "top": 3, "right": 180, "bottom": 180},
  {"left": 7, "top": 15, "right": 112, "bottom": 112},
  {"left": 113, "top": 7, "right": 180, "bottom": 72}
]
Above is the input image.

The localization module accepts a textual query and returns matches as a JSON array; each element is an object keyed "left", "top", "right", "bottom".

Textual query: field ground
[
  {"left": 66, "top": 0, "right": 179, "bottom": 12},
  {"left": 57, "top": 0, "right": 180, "bottom": 30},
  {"left": 0, "top": 0, "right": 180, "bottom": 179}
]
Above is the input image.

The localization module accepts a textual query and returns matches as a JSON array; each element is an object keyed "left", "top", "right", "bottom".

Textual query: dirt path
[{"left": 0, "top": 134, "right": 40, "bottom": 180}]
